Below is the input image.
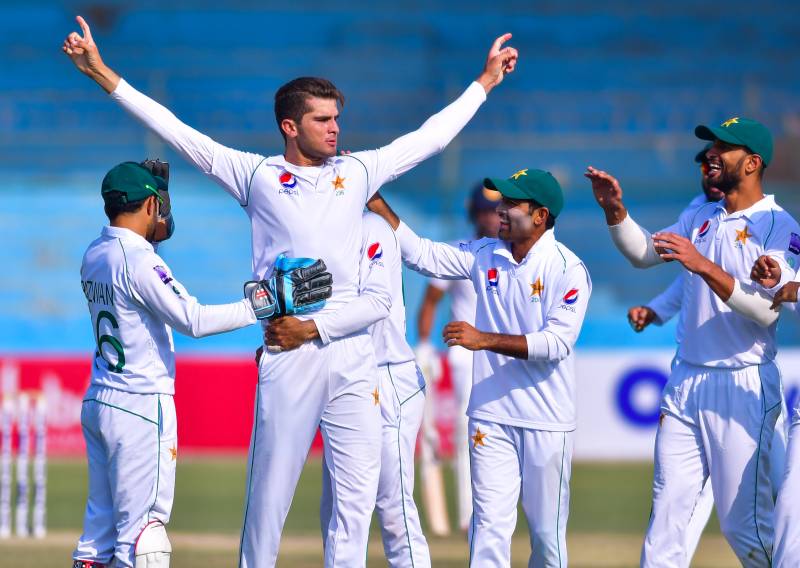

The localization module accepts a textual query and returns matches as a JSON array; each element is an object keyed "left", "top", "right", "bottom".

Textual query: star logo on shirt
[
  {"left": 530, "top": 278, "right": 544, "bottom": 297},
  {"left": 510, "top": 169, "right": 528, "bottom": 180},
  {"left": 735, "top": 226, "right": 753, "bottom": 246},
  {"left": 722, "top": 117, "right": 740, "bottom": 128},
  {"left": 332, "top": 175, "right": 346, "bottom": 195},
  {"left": 471, "top": 428, "right": 487, "bottom": 448},
  {"left": 169, "top": 445, "right": 177, "bottom": 461},
  {"left": 373, "top": 388, "right": 380, "bottom": 405}
]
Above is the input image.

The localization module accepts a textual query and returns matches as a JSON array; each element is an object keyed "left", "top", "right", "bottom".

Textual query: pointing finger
[
  {"left": 491, "top": 33, "right": 513, "bottom": 54},
  {"left": 76, "top": 15, "right": 93, "bottom": 40}
]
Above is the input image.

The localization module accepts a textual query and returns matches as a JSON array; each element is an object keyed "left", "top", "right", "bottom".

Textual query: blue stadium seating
[{"left": 2, "top": 1, "right": 800, "bottom": 351}]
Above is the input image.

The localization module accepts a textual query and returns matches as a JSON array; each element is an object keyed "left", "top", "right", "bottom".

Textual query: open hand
[
  {"left": 477, "top": 33, "right": 518, "bottom": 93},
  {"left": 652, "top": 232, "right": 710, "bottom": 274},
  {"left": 585, "top": 166, "right": 626, "bottom": 223},
  {"left": 443, "top": 321, "right": 486, "bottom": 351},
  {"left": 751, "top": 255, "right": 782, "bottom": 289},
  {"left": 628, "top": 306, "right": 657, "bottom": 332},
  {"left": 771, "top": 282, "right": 799, "bottom": 310}
]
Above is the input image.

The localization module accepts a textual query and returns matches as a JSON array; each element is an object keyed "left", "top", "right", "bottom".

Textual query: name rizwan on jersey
[{"left": 81, "top": 279, "right": 114, "bottom": 306}]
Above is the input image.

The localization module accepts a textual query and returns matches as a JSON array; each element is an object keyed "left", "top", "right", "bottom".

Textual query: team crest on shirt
[
  {"left": 367, "top": 242, "right": 384, "bottom": 267},
  {"left": 529, "top": 277, "right": 544, "bottom": 303},
  {"left": 486, "top": 268, "right": 499, "bottom": 294},
  {"left": 278, "top": 171, "right": 299, "bottom": 195},
  {"left": 734, "top": 225, "right": 753, "bottom": 249},
  {"left": 561, "top": 288, "right": 579, "bottom": 312},
  {"left": 332, "top": 174, "right": 346, "bottom": 196},
  {"left": 153, "top": 265, "right": 173, "bottom": 285},
  {"left": 694, "top": 219, "right": 712, "bottom": 243}
]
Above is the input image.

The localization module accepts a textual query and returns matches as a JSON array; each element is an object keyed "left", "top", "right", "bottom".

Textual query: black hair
[
  {"left": 103, "top": 192, "right": 147, "bottom": 221},
  {"left": 528, "top": 199, "right": 556, "bottom": 229},
  {"left": 274, "top": 77, "right": 345, "bottom": 140}
]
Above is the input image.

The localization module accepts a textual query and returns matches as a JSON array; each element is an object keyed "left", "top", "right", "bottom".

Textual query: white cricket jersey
[
  {"left": 397, "top": 223, "right": 592, "bottom": 431},
  {"left": 110, "top": 79, "right": 486, "bottom": 340},
  {"left": 361, "top": 212, "right": 415, "bottom": 366},
  {"left": 660, "top": 195, "right": 800, "bottom": 367},
  {"left": 80, "top": 226, "right": 256, "bottom": 394}
]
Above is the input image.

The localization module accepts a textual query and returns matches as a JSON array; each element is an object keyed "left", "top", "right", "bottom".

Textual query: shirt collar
[
  {"left": 102, "top": 226, "right": 154, "bottom": 252},
  {"left": 492, "top": 230, "right": 556, "bottom": 265},
  {"left": 264, "top": 154, "right": 341, "bottom": 181},
  {"left": 718, "top": 194, "right": 776, "bottom": 221}
]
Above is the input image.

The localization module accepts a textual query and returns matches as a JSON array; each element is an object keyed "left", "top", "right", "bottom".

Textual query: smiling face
[
  {"left": 496, "top": 197, "right": 547, "bottom": 242},
  {"left": 704, "top": 140, "right": 762, "bottom": 194}
]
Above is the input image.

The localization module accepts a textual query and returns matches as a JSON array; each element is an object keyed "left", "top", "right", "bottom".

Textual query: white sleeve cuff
[
  {"left": 607, "top": 214, "right": 663, "bottom": 268},
  {"left": 525, "top": 332, "right": 549, "bottom": 360},
  {"left": 725, "top": 279, "right": 780, "bottom": 327}
]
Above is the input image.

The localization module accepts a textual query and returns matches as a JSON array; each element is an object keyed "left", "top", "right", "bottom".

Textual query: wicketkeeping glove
[
  {"left": 140, "top": 158, "right": 175, "bottom": 242},
  {"left": 244, "top": 254, "right": 333, "bottom": 320}
]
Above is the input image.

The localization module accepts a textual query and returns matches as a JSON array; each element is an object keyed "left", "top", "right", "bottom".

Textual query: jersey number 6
[{"left": 95, "top": 310, "right": 125, "bottom": 372}]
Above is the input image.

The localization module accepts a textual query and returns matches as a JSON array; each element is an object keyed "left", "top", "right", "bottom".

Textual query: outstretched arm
[
  {"left": 356, "top": 34, "right": 519, "bottom": 197},
  {"left": 131, "top": 258, "right": 256, "bottom": 338},
  {"left": 63, "top": 16, "right": 263, "bottom": 204},
  {"left": 368, "top": 193, "right": 474, "bottom": 280},
  {"left": 585, "top": 167, "right": 664, "bottom": 268}
]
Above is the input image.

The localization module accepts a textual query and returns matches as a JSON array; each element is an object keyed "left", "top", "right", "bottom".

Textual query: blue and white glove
[{"left": 244, "top": 254, "right": 333, "bottom": 320}]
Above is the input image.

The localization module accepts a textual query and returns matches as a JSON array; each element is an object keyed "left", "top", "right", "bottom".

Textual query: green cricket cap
[
  {"left": 483, "top": 168, "right": 564, "bottom": 217},
  {"left": 101, "top": 162, "right": 163, "bottom": 204},
  {"left": 694, "top": 117, "right": 773, "bottom": 167}
]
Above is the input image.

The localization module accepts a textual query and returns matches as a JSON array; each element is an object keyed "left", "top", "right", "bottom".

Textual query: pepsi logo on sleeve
[{"left": 367, "top": 242, "right": 384, "bottom": 267}]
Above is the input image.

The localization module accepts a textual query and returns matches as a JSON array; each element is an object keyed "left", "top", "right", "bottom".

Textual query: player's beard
[{"left": 713, "top": 156, "right": 746, "bottom": 195}]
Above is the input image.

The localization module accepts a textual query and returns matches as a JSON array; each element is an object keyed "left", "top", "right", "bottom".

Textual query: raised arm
[
  {"left": 585, "top": 166, "right": 665, "bottom": 269},
  {"left": 63, "top": 16, "right": 264, "bottom": 204},
  {"left": 131, "top": 257, "right": 256, "bottom": 338},
  {"left": 354, "top": 34, "right": 518, "bottom": 196}
]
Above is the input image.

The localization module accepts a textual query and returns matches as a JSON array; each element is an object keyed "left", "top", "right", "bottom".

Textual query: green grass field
[{"left": 4, "top": 457, "right": 739, "bottom": 567}]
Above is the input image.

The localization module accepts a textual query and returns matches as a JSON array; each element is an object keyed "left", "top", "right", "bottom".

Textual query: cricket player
[
  {"left": 63, "top": 15, "right": 518, "bottom": 567},
  {"left": 416, "top": 183, "right": 501, "bottom": 532},
  {"left": 369, "top": 169, "right": 591, "bottom": 567},
  {"left": 627, "top": 144, "right": 789, "bottom": 564},
  {"left": 320, "top": 209, "right": 431, "bottom": 567},
  {"left": 74, "top": 161, "right": 262, "bottom": 568},
  {"left": 587, "top": 117, "right": 799, "bottom": 567}
]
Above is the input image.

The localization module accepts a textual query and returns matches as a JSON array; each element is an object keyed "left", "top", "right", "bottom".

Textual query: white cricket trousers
[
  {"left": 773, "top": 405, "right": 800, "bottom": 566},
  {"left": 73, "top": 385, "right": 177, "bottom": 567},
  {"left": 641, "top": 360, "right": 782, "bottom": 568},
  {"left": 468, "top": 417, "right": 573, "bottom": 568},
  {"left": 321, "top": 361, "right": 430, "bottom": 568},
  {"left": 682, "top": 398, "right": 788, "bottom": 566},
  {"left": 238, "top": 333, "right": 382, "bottom": 568}
]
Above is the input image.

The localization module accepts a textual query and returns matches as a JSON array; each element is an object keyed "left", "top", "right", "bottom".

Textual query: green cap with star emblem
[
  {"left": 101, "top": 162, "right": 164, "bottom": 204},
  {"left": 483, "top": 168, "right": 564, "bottom": 217},
  {"left": 694, "top": 117, "right": 773, "bottom": 167}
]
